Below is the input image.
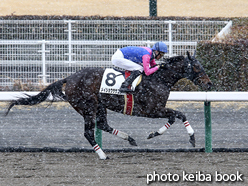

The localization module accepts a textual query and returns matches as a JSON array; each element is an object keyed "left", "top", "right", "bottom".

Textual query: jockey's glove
[{"left": 160, "top": 63, "right": 167, "bottom": 69}]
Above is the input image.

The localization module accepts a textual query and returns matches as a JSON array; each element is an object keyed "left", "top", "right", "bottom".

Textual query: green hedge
[{"left": 196, "top": 41, "right": 248, "bottom": 91}]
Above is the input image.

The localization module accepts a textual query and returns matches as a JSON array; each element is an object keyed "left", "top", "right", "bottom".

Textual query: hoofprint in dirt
[{"left": 0, "top": 152, "right": 247, "bottom": 186}]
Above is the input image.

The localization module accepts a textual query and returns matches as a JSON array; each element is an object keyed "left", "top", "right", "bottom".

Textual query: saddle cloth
[{"left": 99, "top": 68, "right": 142, "bottom": 95}]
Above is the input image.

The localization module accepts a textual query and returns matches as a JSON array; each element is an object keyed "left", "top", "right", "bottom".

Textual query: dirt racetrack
[
  {"left": 1, "top": 101, "right": 248, "bottom": 185},
  {"left": 0, "top": 152, "right": 247, "bottom": 185},
  {"left": 0, "top": 0, "right": 248, "bottom": 17}
]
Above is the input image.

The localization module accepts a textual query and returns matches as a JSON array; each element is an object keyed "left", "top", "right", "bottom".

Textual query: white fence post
[
  {"left": 166, "top": 20, "right": 176, "bottom": 57},
  {"left": 64, "top": 20, "right": 76, "bottom": 65},
  {"left": 37, "top": 40, "right": 50, "bottom": 85},
  {"left": 146, "top": 40, "right": 152, "bottom": 47}
]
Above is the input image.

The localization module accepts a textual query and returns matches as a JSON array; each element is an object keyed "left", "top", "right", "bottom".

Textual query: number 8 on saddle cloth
[{"left": 100, "top": 68, "right": 142, "bottom": 95}]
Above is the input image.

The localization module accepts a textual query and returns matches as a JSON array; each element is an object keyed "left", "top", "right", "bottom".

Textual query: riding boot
[{"left": 119, "top": 70, "right": 141, "bottom": 93}]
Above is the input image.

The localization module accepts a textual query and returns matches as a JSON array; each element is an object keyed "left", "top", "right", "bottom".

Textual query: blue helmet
[{"left": 152, "top": 42, "right": 168, "bottom": 53}]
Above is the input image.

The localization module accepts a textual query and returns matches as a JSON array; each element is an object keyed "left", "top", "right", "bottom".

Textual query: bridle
[
  {"left": 160, "top": 52, "right": 210, "bottom": 88},
  {"left": 183, "top": 57, "right": 205, "bottom": 85}
]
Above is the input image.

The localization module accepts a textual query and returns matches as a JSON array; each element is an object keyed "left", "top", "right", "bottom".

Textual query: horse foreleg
[
  {"left": 183, "top": 121, "right": 194, "bottom": 136},
  {"left": 146, "top": 108, "right": 195, "bottom": 147},
  {"left": 175, "top": 111, "right": 195, "bottom": 147},
  {"left": 147, "top": 122, "right": 171, "bottom": 139},
  {"left": 147, "top": 108, "right": 176, "bottom": 139},
  {"left": 183, "top": 121, "right": 195, "bottom": 147}
]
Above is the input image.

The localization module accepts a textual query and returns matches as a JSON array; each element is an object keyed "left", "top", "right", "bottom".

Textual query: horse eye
[
  {"left": 194, "top": 64, "right": 200, "bottom": 69},
  {"left": 193, "top": 64, "right": 202, "bottom": 72}
]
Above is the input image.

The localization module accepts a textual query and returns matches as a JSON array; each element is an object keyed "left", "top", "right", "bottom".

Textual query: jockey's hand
[{"left": 159, "top": 63, "right": 167, "bottom": 69}]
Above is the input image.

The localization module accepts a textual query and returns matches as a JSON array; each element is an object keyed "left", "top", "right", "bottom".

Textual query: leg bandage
[
  {"left": 93, "top": 144, "right": 107, "bottom": 160},
  {"left": 158, "top": 123, "right": 171, "bottom": 135},
  {"left": 184, "top": 121, "right": 194, "bottom": 136},
  {"left": 112, "top": 129, "right": 128, "bottom": 140}
]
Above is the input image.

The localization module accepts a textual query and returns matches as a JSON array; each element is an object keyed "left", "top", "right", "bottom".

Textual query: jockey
[{"left": 111, "top": 41, "right": 168, "bottom": 93}]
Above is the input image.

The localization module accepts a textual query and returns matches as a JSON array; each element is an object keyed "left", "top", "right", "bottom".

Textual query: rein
[
  {"left": 183, "top": 57, "right": 194, "bottom": 81},
  {"left": 159, "top": 54, "right": 205, "bottom": 85}
]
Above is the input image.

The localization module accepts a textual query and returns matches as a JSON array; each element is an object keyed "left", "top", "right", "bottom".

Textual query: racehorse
[{"left": 5, "top": 51, "right": 212, "bottom": 159}]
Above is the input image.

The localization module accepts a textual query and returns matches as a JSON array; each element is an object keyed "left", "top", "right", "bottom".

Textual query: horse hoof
[
  {"left": 189, "top": 134, "right": 196, "bottom": 147},
  {"left": 147, "top": 131, "right": 160, "bottom": 139},
  {"left": 147, "top": 132, "right": 155, "bottom": 139},
  {"left": 128, "top": 136, "right": 137, "bottom": 146},
  {"left": 100, "top": 156, "right": 110, "bottom": 160}
]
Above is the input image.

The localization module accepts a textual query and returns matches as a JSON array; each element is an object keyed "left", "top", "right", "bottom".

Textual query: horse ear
[
  {"left": 187, "top": 51, "right": 192, "bottom": 60},
  {"left": 193, "top": 50, "right": 196, "bottom": 57}
]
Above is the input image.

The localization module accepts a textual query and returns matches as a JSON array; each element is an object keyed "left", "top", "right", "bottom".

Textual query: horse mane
[{"left": 163, "top": 56, "right": 185, "bottom": 64}]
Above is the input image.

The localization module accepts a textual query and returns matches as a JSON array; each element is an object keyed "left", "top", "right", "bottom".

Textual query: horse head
[{"left": 184, "top": 51, "right": 212, "bottom": 90}]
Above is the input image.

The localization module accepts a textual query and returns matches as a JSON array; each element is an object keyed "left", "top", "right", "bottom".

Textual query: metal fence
[{"left": 0, "top": 20, "right": 230, "bottom": 87}]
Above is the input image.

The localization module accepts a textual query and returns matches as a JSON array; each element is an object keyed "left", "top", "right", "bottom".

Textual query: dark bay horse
[{"left": 5, "top": 51, "right": 212, "bottom": 159}]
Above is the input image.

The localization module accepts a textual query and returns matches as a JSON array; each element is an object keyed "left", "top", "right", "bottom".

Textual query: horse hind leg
[
  {"left": 112, "top": 129, "right": 137, "bottom": 146},
  {"left": 96, "top": 105, "right": 137, "bottom": 146},
  {"left": 83, "top": 115, "right": 109, "bottom": 160},
  {"left": 98, "top": 125, "right": 137, "bottom": 146},
  {"left": 71, "top": 98, "right": 109, "bottom": 160}
]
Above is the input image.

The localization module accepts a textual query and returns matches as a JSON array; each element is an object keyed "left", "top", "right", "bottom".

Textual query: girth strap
[{"left": 123, "top": 71, "right": 134, "bottom": 115}]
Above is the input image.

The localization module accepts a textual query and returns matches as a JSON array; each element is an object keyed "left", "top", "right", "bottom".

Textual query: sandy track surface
[
  {"left": 1, "top": 101, "right": 248, "bottom": 185},
  {"left": 0, "top": 152, "right": 247, "bottom": 185},
  {"left": 0, "top": 0, "right": 247, "bottom": 17}
]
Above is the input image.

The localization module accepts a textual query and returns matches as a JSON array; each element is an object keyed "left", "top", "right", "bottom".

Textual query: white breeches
[{"left": 111, "top": 49, "right": 144, "bottom": 72}]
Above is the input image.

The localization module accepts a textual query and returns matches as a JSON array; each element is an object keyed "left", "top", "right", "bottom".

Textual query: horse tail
[{"left": 5, "top": 78, "right": 67, "bottom": 116}]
